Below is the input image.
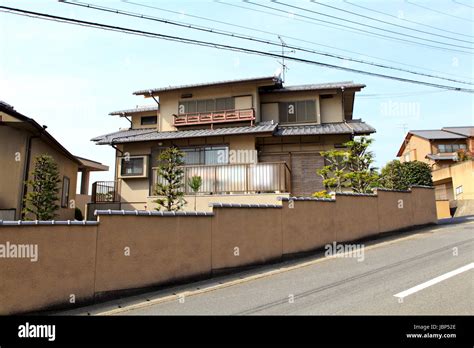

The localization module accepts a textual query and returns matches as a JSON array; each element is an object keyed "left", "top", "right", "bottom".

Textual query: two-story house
[
  {"left": 397, "top": 127, "right": 474, "bottom": 217},
  {"left": 91, "top": 76, "right": 375, "bottom": 212},
  {"left": 0, "top": 101, "right": 108, "bottom": 220}
]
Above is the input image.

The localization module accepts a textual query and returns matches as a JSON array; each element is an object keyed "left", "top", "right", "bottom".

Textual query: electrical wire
[
  {"left": 122, "top": 0, "right": 473, "bottom": 80},
  {"left": 406, "top": 0, "right": 474, "bottom": 23},
  {"left": 1, "top": 5, "right": 472, "bottom": 93},
  {"left": 60, "top": 0, "right": 474, "bottom": 86},
  {"left": 344, "top": 0, "right": 473, "bottom": 39}
]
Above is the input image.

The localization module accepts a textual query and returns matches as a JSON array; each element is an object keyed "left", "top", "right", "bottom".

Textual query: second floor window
[
  {"left": 141, "top": 116, "right": 157, "bottom": 125},
  {"left": 179, "top": 97, "right": 235, "bottom": 114},
  {"left": 438, "top": 144, "right": 466, "bottom": 153},
  {"left": 182, "top": 146, "right": 229, "bottom": 165},
  {"left": 279, "top": 100, "right": 317, "bottom": 123}
]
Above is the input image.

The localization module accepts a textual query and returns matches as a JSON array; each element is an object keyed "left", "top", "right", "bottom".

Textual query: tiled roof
[
  {"left": 263, "top": 81, "right": 365, "bottom": 93},
  {"left": 109, "top": 106, "right": 158, "bottom": 116},
  {"left": 275, "top": 120, "right": 375, "bottom": 136},
  {"left": 410, "top": 130, "right": 466, "bottom": 140},
  {"left": 134, "top": 76, "right": 280, "bottom": 95},
  {"left": 441, "top": 126, "right": 474, "bottom": 137},
  {"left": 91, "top": 123, "right": 278, "bottom": 145}
]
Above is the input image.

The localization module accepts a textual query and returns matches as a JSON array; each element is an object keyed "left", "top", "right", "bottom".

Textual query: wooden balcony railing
[
  {"left": 152, "top": 162, "right": 290, "bottom": 195},
  {"left": 91, "top": 181, "right": 120, "bottom": 203},
  {"left": 173, "top": 108, "right": 255, "bottom": 127}
]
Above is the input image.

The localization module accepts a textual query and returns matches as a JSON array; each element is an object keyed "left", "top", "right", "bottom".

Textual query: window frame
[
  {"left": 140, "top": 116, "right": 157, "bottom": 126},
  {"left": 118, "top": 156, "right": 148, "bottom": 178},
  {"left": 61, "top": 176, "right": 70, "bottom": 208},
  {"left": 278, "top": 100, "right": 317, "bottom": 124}
]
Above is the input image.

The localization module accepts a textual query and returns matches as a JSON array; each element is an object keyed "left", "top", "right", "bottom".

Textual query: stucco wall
[
  {"left": 281, "top": 200, "right": 336, "bottom": 254},
  {"left": 0, "top": 186, "right": 437, "bottom": 315},
  {"left": 211, "top": 207, "right": 282, "bottom": 270},
  {"left": 94, "top": 214, "right": 212, "bottom": 293},
  {"left": 0, "top": 224, "right": 97, "bottom": 315},
  {"left": 0, "top": 126, "right": 27, "bottom": 217}
]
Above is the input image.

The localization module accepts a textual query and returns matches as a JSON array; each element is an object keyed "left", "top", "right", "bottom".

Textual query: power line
[
  {"left": 453, "top": 0, "right": 474, "bottom": 10},
  {"left": 310, "top": 0, "right": 473, "bottom": 44},
  {"left": 229, "top": 0, "right": 473, "bottom": 54},
  {"left": 406, "top": 0, "right": 474, "bottom": 23},
  {"left": 270, "top": 0, "right": 473, "bottom": 50},
  {"left": 123, "top": 0, "right": 473, "bottom": 81},
  {"left": 1, "top": 5, "right": 473, "bottom": 93},
  {"left": 61, "top": 0, "right": 474, "bottom": 86},
  {"left": 358, "top": 90, "right": 449, "bottom": 99},
  {"left": 344, "top": 0, "right": 473, "bottom": 39}
]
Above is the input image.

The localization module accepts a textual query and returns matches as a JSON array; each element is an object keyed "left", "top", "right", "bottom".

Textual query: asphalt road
[{"left": 57, "top": 219, "right": 474, "bottom": 316}]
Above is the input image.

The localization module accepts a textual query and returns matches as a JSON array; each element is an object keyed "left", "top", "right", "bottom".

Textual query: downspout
[{"left": 149, "top": 90, "right": 160, "bottom": 131}]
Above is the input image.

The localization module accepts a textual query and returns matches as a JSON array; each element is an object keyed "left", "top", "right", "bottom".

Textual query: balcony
[
  {"left": 173, "top": 108, "right": 255, "bottom": 127},
  {"left": 152, "top": 162, "right": 291, "bottom": 195},
  {"left": 91, "top": 181, "right": 120, "bottom": 203}
]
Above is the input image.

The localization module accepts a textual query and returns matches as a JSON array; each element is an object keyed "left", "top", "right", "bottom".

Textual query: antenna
[{"left": 269, "top": 35, "right": 295, "bottom": 83}]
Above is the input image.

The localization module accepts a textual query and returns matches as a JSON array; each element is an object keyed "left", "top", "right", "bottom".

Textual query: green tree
[
  {"left": 380, "top": 160, "right": 407, "bottom": 190},
  {"left": 380, "top": 160, "right": 433, "bottom": 190},
  {"left": 317, "top": 137, "right": 379, "bottom": 194},
  {"left": 344, "top": 137, "right": 379, "bottom": 193},
  {"left": 188, "top": 175, "right": 202, "bottom": 211},
  {"left": 153, "top": 147, "right": 187, "bottom": 211},
  {"left": 23, "top": 154, "right": 61, "bottom": 220},
  {"left": 402, "top": 161, "right": 433, "bottom": 187}
]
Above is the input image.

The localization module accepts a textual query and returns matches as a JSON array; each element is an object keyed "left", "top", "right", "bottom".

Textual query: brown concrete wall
[
  {"left": 0, "top": 186, "right": 437, "bottom": 314},
  {"left": 281, "top": 200, "right": 336, "bottom": 254},
  {"left": 411, "top": 187, "right": 437, "bottom": 225},
  {"left": 211, "top": 207, "right": 282, "bottom": 270},
  {"left": 0, "top": 225, "right": 97, "bottom": 315},
  {"left": 376, "top": 190, "right": 414, "bottom": 233},
  {"left": 334, "top": 194, "right": 380, "bottom": 242},
  {"left": 94, "top": 215, "right": 212, "bottom": 293}
]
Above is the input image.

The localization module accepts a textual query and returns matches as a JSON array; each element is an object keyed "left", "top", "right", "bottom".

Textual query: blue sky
[{"left": 0, "top": 0, "right": 473, "bottom": 186}]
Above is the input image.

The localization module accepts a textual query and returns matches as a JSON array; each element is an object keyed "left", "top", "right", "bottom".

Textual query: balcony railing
[
  {"left": 152, "top": 162, "right": 290, "bottom": 195},
  {"left": 91, "top": 181, "right": 120, "bottom": 203},
  {"left": 173, "top": 108, "right": 255, "bottom": 127}
]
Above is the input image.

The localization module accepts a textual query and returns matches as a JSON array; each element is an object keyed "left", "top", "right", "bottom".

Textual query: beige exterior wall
[
  {"left": 0, "top": 126, "right": 27, "bottom": 218},
  {"left": 433, "top": 160, "right": 474, "bottom": 200},
  {"left": 0, "top": 124, "right": 78, "bottom": 220},
  {"left": 0, "top": 225, "right": 97, "bottom": 315},
  {"left": 130, "top": 110, "right": 159, "bottom": 130},
  {"left": 261, "top": 102, "right": 279, "bottom": 123},
  {"left": 436, "top": 200, "right": 451, "bottom": 219},
  {"left": 320, "top": 94, "right": 343, "bottom": 123},
  {"left": 0, "top": 186, "right": 437, "bottom": 314},
  {"left": 400, "top": 135, "right": 432, "bottom": 163}
]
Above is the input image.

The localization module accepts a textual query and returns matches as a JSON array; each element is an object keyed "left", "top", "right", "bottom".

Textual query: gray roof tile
[
  {"left": 410, "top": 130, "right": 466, "bottom": 140},
  {"left": 441, "top": 126, "right": 474, "bottom": 137},
  {"left": 275, "top": 120, "right": 375, "bottom": 136},
  {"left": 92, "top": 123, "right": 277, "bottom": 145},
  {"left": 92, "top": 120, "right": 375, "bottom": 145},
  {"left": 263, "top": 81, "right": 365, "bottom": 93},
  {"left": 109, "top": 106, "right": 158, "bottom": 116}
]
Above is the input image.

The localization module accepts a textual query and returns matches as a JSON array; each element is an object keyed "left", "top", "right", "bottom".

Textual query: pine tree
[
  {"left": 153, "top": 147, "right": 187, "bottom": 211},
  {"left": 23, "top": 154, "right": 61, "bottom": 220}
]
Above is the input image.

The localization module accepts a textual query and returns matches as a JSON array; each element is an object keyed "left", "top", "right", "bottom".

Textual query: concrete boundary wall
[{"left": 0, "top": 186, "right": 436, "bottom": 314}]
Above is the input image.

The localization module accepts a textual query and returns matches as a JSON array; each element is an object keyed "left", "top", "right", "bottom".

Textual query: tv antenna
[{"left": 269, "top": 36, "right": 295, "bottom": 83}]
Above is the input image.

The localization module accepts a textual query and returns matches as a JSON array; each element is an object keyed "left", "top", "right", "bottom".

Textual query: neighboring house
[
  {"left": 91, "top": 76, "right": 375, "bottom": 212},
  {"left": 0, "top": 101, "right": 108, "bottom": 220},
  {"left": 397, "top": 126, "right": 474, "bottom": 217}
]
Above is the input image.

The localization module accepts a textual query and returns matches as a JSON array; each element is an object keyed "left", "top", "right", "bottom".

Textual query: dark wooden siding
[{"left": 259, "top": 152, "right": 324, "bottom": 196}]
